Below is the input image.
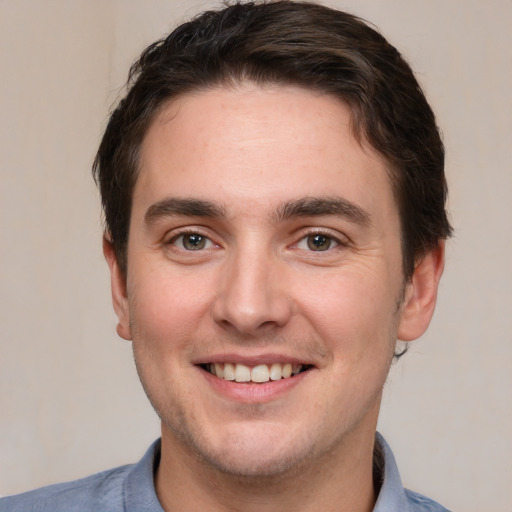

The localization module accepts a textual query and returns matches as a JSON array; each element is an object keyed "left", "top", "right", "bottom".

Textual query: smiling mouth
[{"left": 200, "top": 362, "right": 312, "bottom": 383}]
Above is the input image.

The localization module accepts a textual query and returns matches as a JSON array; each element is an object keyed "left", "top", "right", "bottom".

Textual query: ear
[
  {"left": 397, "top": 242, "right": 445, "bottom": 341},
  {"left": 103, "top": 235, "right": 132, "bottom": 340}
]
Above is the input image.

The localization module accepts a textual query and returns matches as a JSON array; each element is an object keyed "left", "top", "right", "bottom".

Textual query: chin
[
  {"left": 165, "top": 417, "right": 316, "bottom": 479},
  {"left": 200, "top": 442, "right": 312, "bottom": 479}
]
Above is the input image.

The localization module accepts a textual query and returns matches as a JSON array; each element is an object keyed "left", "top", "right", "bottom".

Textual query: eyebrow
[
  {"left": 144, "top": 196, "right": 370, "bottom": 227},
  {"left": 144, "top": 198, "right": 227, "bottom": 224},
  {"left": 273, "top": 197, "right": 371, "bottom": 225}
]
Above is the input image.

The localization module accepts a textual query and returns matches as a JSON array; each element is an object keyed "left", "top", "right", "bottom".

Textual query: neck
[{"left": 155, "top": 425, "right": 377, "bottom": 512}]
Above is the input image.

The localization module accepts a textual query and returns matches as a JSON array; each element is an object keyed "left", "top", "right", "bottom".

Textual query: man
[{"left": 0, "top": 1, "right": 452, "bottom": 511}]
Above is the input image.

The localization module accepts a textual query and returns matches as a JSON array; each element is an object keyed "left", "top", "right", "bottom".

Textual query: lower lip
[{"left": 199, "top": 366, "right": 310, "bottom": 403}]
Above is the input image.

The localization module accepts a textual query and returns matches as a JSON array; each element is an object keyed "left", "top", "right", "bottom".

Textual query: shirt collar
[
  {"left": 124, "top": 438, "right": 164, "bottom": 512},
  {"left": 373, "top": 432, "right": 414, "bottom": 511}
]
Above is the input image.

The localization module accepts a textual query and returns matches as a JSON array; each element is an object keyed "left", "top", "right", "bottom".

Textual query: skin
[{"left": 104, "top": 83, "right": 444, "bottom": 512}]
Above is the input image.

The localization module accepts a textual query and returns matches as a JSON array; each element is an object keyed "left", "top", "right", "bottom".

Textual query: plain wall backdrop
[{"left": 1, "top": 1, "right": 511, "bottom": 510}]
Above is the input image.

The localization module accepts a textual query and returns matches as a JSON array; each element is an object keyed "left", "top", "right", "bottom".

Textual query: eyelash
[
  {"left": 295, "top": 229, "right": 347, "bottom": 252},
  {"left": 165, "top": 227, "right": 347, "bottom": 253},
  {"left": 166, "top": 229, "right": 216, "bottom": 251}
]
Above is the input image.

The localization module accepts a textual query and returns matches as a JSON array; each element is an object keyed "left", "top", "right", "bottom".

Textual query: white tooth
[
  {"left": 235, "top": 363, "right": 251, "bottom": 382},
  {"left": 282, "top": 363, "right": 292, "bottom": 378},
  {"left": 251, "top": 365, "right": 270, "bottom": 383},
  {"left": 209, "top": 364, "right": 216, "bottom": 377},
  {"left": 292, "top": 364, "right": 302, "bottom": 375},
  {"left": 214, "top": 363, "right": 224, "bottom": 378},
  {"left": 269, "top": 363, "right": 282, "bottom": 381},
  {"left": 223, "top": 363, "right": 235, "bottom": 380}
]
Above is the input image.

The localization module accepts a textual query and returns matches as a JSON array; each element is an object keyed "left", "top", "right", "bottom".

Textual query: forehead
[{"left": 135, "top": 83, "right": 397, "bottom": 224}]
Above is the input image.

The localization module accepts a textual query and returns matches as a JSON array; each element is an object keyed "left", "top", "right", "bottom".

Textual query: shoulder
[
  {"left": 0, "top": 464, "right": 132, "bottom": 512},
  {"left": 404, "top": 488, "right": 452, "bottom": 512},
  {"left": 0, "top": 439, "right": 162, "bottom": 512}
]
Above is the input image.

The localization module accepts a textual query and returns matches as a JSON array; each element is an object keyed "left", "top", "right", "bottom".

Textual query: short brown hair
[{"left": 93, "top": 0, "right": 452, "bottom": 278}]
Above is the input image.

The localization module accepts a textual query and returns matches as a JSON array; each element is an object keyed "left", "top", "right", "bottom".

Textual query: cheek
[
  {"left": 298, "top": 267, "right": 400, "bottom": 357},
  {"left": 127, "top": 271, "right": 206, "bottom": 406},
  {"left": 127, "top": 268, "right": 213, "bottom": 351}
]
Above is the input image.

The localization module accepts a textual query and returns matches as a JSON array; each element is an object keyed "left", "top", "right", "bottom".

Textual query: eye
[
  {"left": 171, "top": 233, "right": 213, "bottom": 251},
  {"left": 297, "top": 233, "right": 339, "bottom": 251}
]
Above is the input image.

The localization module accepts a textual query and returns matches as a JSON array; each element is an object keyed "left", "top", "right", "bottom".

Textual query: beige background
[{"left": 1, "top": 1, "right": 511, "bottom": 510}]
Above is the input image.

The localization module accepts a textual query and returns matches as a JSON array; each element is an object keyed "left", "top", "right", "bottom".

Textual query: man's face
[{"left": 109, "top": 84, "right": 423, "bottom": 477}]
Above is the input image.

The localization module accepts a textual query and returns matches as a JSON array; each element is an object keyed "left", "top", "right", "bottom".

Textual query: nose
[{"left": 212, "top": 247, "right": 292, "bottom": 336}]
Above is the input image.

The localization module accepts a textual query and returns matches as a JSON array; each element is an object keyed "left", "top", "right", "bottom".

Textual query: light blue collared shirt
[{"left": 0, "top": 433, "right": 450, "bottom": 511}]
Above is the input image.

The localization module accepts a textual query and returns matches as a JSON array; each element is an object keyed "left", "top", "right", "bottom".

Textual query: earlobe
[
  {"left": 103, "top": 235, "right": 132, "bottom": 341},
  {"left": 397, "top": 242, "right": 445, "bottom": 342}
]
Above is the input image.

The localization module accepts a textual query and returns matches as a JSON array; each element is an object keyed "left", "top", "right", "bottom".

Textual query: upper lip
[{"left": 192, "top": 353, "right": 316, "bottom": 367}]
